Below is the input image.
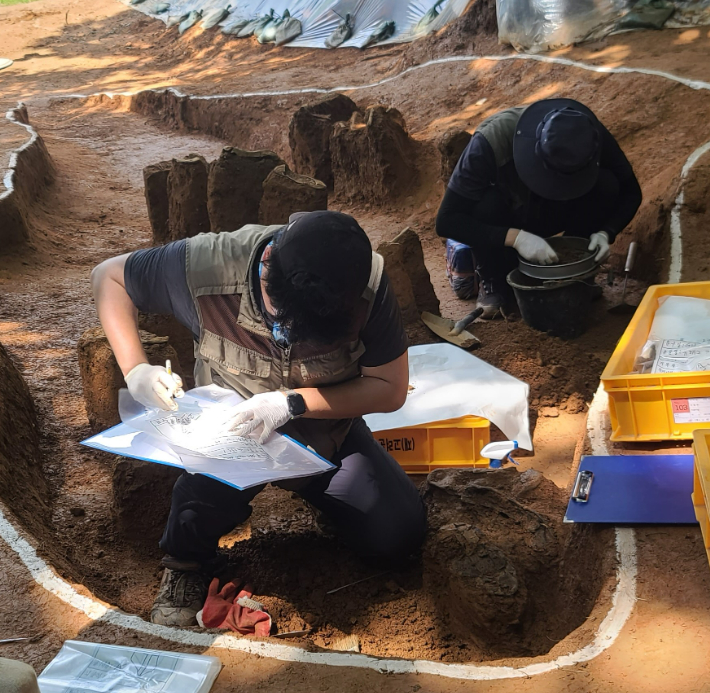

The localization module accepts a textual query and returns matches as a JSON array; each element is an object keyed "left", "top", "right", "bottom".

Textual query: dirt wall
[
  {"left": 0, "top": 104, "right": 55, "bottom": 249},
  {"left": 0, "top": 340, "right": 50, "bottom": 538}
]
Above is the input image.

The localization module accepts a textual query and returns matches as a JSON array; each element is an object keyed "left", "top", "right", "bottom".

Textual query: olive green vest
[
  {"left": 476, "top": 106, "right": 528, "bottom": 209},
  {"left": 185, "top": 225, "right": 384, "bottom": 459}
]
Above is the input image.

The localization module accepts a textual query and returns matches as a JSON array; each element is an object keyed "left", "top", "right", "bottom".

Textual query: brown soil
[
  {"left": 0, "top": 341, "right": 50, "bottom": 540},
  {"left": 1, "top": 1, "right": 710, "bottom": 689},
  {"left": 554, "top": 247, "right": 592, "bottom": 264},
  {"left": 0, "top": 99, "right": 618, "bottom": 665}
]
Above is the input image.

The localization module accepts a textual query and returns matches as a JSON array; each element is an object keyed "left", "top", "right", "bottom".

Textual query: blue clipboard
[{"left": 565, "top": 455, "right": 698, "bottom": 524}]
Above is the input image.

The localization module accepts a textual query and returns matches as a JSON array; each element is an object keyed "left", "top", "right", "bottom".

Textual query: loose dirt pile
[
  {"left": 209, "top": 468, "right": 614, "bottom": 661},
  {"left": 473, "top": 316, "right": 606, "bottom": 412}
]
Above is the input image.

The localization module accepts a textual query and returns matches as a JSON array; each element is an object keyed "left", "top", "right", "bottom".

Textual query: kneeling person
[
  {"left": 436, "top": 98, "right": 642, "bottom": 316},
  {"left": 91, "top": 211, "right": 426, "bottom": 627}
]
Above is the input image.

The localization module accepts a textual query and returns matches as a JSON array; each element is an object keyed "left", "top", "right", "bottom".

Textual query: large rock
[
  {"left": 288, "top": 94, "right": 359, "bottom": 189},
  {"left": 330, "top": 107, "right": 417, "bottom": 204},
  {"left": 0, "top": 341, "right": 49, "bottom": 537},
  {"left": 207, "top": 147, "right": 284, "bottom": 233},
  {"left": 259, "top": 165, "right": 328, "bottom": 225},
  {"left": 438, "top": 129, "right": 471, "bottom": 183},
  {"left": 77, "top": 326, "right": 181, "bottom": 431},
  {"left": 112, "top": 458, "right": 180, "bottom": 545},
  {"left": 168, "top": 154, "right": 210, "bottom": 240},
  {"left": 377, "top": 228, "right": 439, "bottom": 343},
  {"left": 143, "top": 161, "right": 172, "bottom": 245},
  {"left": 423, "top": 468, "right": 613, "bottom": 653}
]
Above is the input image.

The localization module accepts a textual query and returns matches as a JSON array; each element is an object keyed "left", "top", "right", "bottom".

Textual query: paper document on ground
[
  {"left": 82, "top": 385, "right": 334, "bottom": 489},
  {"left": 363, "top": 343, "right": 532, "bottom": 450},
  {"left": 38, "top": 640, "right": 221, "bottom": 693}
]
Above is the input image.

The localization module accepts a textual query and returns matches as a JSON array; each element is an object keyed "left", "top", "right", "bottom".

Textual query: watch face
[{"left": 288, "top": 393, "right": 307, "bottom": 417}]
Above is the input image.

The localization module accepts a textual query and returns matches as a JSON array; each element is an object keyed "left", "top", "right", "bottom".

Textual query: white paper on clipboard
[{"left": 82, "top": 385, "right": 334, "bottom": 490}]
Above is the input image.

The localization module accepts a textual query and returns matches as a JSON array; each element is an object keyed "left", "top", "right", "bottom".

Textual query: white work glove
[
  {"left": 513, "top": 230, "right": 559, "bottom": 265},
  {"left": 225, "top": 391, "right": 291, "bottom": 443},
  {"left": 124, "top": 363, "right": 184, "bottom": 411},
  {"left": 588, "top": 231, "right": 611, "bottom": 263}
]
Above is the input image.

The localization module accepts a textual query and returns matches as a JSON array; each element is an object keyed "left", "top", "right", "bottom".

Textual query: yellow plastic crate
[
  {"left": 372, "top": 416, "right": 491, "bottom": 473},
  {"left": 601, "top": 281, "right": 710, "bottom": 442},
  {"left": 692, "top": 430, "right": 710, "bottom": 570}
]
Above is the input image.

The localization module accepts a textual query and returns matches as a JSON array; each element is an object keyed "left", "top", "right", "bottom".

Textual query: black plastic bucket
[{"left": 506, "top": 268, "right": 593, "bottom": 339}]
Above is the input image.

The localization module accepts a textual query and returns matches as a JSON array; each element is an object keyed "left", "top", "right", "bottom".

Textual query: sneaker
[
  {"left": 150, "top": 563, "right": 209, "bottom": 627},
  {"left": 476, "top": 278, "right": 505, "bottom": 319}
]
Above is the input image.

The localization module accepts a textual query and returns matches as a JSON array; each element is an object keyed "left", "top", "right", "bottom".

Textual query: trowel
[
  {"left": 421, "top": 307, "right": 483, "bottom": 350},
  {"left": 608, "top": 242, "right": 638, "bottom": 315}
]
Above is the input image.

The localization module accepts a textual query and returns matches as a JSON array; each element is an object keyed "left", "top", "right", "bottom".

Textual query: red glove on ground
[{"left": 200, "top": 578, "right": 272, "bottom": 637}]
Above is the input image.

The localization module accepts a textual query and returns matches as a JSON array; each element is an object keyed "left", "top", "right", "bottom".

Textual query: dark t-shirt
[{"left": 124, "top": 239, "right": 408, "bottom": 368}]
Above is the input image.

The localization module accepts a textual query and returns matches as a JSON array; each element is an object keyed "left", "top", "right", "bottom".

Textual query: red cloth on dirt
[{"left": 201, "top": 578, "right": 272, "bottom": 637}]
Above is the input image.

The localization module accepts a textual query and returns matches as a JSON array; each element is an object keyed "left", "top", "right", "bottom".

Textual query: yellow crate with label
[
  {"left": 601, "top": 281, "right": 710, "bottom": 442},
  {"left": 692, "top": 429, "right": 710, "bottom": 570},
  {"left": 372, "top": 416, "right": 490, "bottom": 473}
]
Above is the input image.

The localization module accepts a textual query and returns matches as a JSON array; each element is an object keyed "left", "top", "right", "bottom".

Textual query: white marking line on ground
[
  {"left": 1, "top": 104, "right": 39, "bottom": 200},
  {"left": 0, "top": 46, "right": 703, "bottom": 678},
  {"left": 669, "top": 140, "right": 710, "bottom": 284}
]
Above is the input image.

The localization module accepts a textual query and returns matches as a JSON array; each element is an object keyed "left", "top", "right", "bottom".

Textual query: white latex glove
[
  {"left": 225, "top": 391, "right": 291, "bottom": 443},
  {"left": 124, "top": 363, "right": 184, "bottom": 411},
  {"left": 513, "top": 230, "right": 559, "bottom": 265},
  {"left": 588, "top": 231, "right": 611, "bottom": 263}
]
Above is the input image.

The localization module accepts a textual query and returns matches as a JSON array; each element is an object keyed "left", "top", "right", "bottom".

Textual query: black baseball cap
[
  {"left": 274, "top": 211, "right": 372, "bottom": 306},
  {"left": 513, "top": 98, "right": 602, "bottom": 201}
]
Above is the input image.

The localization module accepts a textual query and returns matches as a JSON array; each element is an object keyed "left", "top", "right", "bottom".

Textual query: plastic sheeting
[
  {"left": 363, "top": 343, "right": 532, "bottom": 450},
  {"left": 123, "top": 0, "right": 470, "bottom": 48},
  {"left": 497, "top": 0, "right": 710, "bottom": 53}
]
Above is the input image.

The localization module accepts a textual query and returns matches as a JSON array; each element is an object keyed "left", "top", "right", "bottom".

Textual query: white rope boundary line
[{"left": 2, "top": 48, "right": 709, "bottom": 680}]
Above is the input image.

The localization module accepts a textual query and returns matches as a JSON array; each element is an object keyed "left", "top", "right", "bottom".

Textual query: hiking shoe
[
  {"left": 476, "top": 278, "right": 505, "bottom": 319},
  {"left": 151, "top": 565, "right": 209, "bottom": 627}
]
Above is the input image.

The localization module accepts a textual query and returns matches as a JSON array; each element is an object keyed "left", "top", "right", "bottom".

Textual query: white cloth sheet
[{"left": 364, "top": 343, "right": 532, "bottom": 450}]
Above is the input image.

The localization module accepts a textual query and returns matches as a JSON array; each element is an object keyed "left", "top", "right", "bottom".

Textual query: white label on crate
[{"left": 671, "top": 397, "right": 710, "bottom": 424}]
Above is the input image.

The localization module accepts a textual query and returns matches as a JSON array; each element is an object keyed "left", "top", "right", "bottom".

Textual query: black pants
[
  {"left": 436, "top": 171, "right": 620, "bottom": 283},
  {"left": 159, "top": 418, "right": 427, "bottom": 563}
]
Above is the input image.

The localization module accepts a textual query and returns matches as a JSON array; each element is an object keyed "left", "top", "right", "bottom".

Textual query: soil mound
[
  {"left": 77, "top": 326, "right": 181, "bottom": 431},
  {"left": 423, "top": 467, "right": 612, "bottom": 655},
  {"left": 168, "top": 154, "right": 210, "bottom": 240},
  {"left": 207, "top": 147, "right": 284, "bottom": 232},
  {"left": 289, "top": 94, "right": 359, "bottom": 189},
  {"left": 259, "top": 165, "right": 328, "bottom": 225},
  {"left": 331, "top": 107, "right": 418, "bottom": 204},
  {"left": 0, "top": 341, "right": 50, "bottom": 536},
  {"left": 377, "top": 227, "right": 440, "bottom": 344}
]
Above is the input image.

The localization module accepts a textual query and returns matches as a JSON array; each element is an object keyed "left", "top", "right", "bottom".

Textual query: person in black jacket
[{"left": 436, "top": 98, "right": 642, "bottom": 317}]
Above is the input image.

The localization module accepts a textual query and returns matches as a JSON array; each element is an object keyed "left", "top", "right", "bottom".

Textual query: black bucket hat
[{"left": 513, "top": 98, "right": 602, "bottom": 201}]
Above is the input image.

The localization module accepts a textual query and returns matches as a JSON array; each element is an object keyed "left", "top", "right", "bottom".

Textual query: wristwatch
[{"left": 285, "top": 390, "right": 307, "bottom": 419}]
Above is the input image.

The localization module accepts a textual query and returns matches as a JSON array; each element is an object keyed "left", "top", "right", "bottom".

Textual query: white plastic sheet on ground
[
  {"left": 122, "top": 0, "right": 470, "bottom": 48},
  {"left": 497, "top": 0, "right": 710, "bottom": 53},
  {"left": 363, "top": 343, "right": 532, "bottom": 450},
  {"left": 38, "top": 640, "right": 221, "bottom": 693}
]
